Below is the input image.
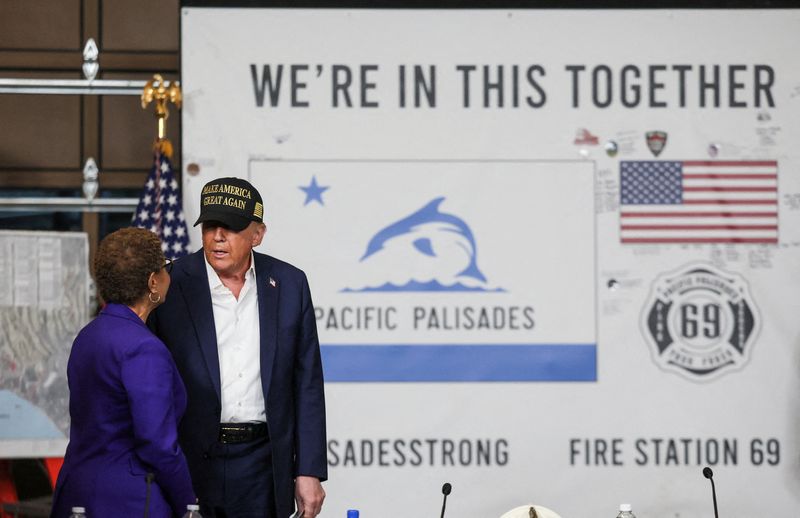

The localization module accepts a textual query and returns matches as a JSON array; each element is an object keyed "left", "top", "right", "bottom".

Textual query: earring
[{"left": 148, "top": 291, "right": 161, "bottom": 304}]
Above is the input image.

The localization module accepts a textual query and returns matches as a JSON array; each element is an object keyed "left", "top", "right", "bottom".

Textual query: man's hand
[{"left": 295, "top": 475, "right": 325, "bottom": 517}]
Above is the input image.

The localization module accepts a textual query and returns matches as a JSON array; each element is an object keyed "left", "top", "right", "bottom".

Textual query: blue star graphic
[{"left": 299, "top": 175, "right": 330, "bottom": 206}]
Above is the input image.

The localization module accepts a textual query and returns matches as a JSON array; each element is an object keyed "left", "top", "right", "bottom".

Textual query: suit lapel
[
  {"left": 180, "top": 251, "right": 222, "bottom": 402},
  {"left": 255, "top": 253, "right": 278, "bottom": 406}
]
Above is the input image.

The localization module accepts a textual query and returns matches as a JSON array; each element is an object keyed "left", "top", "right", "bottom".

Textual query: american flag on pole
[
  {"left": 620, "top": 160, "right": 778, "bottom": 244},
  {"left": 131, "top": 152, "right": 190, "bottom": 258}
]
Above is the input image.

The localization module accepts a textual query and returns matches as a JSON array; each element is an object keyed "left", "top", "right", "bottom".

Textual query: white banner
[{"left": 182, "top": 8, "right": 800, "bottom": 517}]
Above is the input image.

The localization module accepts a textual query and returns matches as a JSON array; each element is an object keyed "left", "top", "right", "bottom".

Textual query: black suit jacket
[{"left": 149, "top": 250, "right": 327, "bottom": 517}]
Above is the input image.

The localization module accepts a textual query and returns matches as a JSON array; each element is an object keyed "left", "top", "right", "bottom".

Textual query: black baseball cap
[{"left": 194, "top": 177, "right": 264, "bottom": 232}]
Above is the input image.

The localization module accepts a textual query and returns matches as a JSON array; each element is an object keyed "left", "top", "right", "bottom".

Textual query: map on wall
[{"left": 0, "top": 231, "right": 91, "bottom": 457}]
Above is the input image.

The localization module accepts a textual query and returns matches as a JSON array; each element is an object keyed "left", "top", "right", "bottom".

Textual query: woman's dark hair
[{"left": 94, "top": 227, "right": 164, "bottom": 306}]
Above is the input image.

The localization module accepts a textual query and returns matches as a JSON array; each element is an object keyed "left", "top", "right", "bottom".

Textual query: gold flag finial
[{"left": 141, "top": 74, "right": 182, "bottom": 157}]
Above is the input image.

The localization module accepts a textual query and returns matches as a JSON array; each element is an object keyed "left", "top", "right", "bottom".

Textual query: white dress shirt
[{"left": 205, "top": 253, "right": 266, "bottom": 423}]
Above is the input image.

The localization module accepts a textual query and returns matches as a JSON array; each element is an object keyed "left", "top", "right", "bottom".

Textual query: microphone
[
  {"left": 702, "top": 467, "right": 719, "bottom": 518},
  {"left": 440, "top": 482, "right": 452, "bottom": 518}
]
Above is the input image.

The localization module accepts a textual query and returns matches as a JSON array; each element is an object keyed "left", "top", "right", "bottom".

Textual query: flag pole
[
  {"left": 134, "top": 74, "right": 190, "bottom": 259},
  {"left": 141, "top": 74, "right": 182, "bottom": 158}
]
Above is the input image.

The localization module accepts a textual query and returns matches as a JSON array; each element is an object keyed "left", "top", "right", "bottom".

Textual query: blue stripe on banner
[{"left": 320, "top": 344, "right": 597, "bottom": 382}]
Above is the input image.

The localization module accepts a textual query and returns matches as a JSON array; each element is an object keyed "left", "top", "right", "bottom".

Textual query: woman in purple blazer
[{"left": 50, "top": 228, "right": 195, "bottom": 518}]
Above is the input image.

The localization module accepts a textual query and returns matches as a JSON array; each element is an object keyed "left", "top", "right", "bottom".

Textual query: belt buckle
[
  {"left": 219, "top": 422, "right": 266, "bottom": 444},
  {"left": 220, "top": 424, "right": 249, "bottom": 444}
]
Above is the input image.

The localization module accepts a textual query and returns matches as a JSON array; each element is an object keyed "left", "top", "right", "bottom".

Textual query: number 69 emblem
[{"left": 641, "top": 263, "right": 760, "bottom": 381}]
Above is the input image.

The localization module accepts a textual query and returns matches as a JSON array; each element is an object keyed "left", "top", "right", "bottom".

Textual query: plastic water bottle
[
  {"left": 69, "top": 507, "right": 86, "bottom": 518},
  {"left": 347, "top": 510, "right": 360, "bottom": 518},
  {"left": 616, "top": 503, "right": 636, "bottom": 518},
  {"left": 182, "top": 504, "right": 203, "bottom": 517}
]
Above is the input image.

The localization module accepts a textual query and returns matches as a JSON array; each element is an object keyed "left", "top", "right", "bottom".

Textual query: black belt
[{"left": 218, "top": 422, "right": 268, "bottom": 444}]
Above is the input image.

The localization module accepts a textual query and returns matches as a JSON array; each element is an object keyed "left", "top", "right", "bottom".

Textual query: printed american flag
[
  {"left": 620, "top": 160, "right": 778, "bottom": 244},
  {"left": 131, "top": 153, "right": 190, "bottom": 258}
]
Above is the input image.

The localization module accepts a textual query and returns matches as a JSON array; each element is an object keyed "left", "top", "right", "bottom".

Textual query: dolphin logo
[{"left": 360, "top": 197, "right": 487, "bottom": 283}]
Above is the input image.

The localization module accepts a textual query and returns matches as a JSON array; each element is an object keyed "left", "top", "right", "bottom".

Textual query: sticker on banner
[
  {"left": 574, "top": 128, "right": 599, "bottom": 146},
  {"left": 645, "top": 131, "right": 668, "bottom": 157}
]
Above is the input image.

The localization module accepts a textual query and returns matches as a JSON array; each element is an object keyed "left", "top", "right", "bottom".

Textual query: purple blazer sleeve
[{"left": 122, "top": 337, "right": 196, "bottom": 515}]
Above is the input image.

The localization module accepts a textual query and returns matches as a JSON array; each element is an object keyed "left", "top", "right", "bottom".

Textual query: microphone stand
[
  {"left": 703, "top": 467, "right": 719, "bottom": 518},
  {"left": 440, "top": 483, "right": 452, "bottom": 518},
  {"left": 709, "top": 476, "right": 719, "bottom": 518}
]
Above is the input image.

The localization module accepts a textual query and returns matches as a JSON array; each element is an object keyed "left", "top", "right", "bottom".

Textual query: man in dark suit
[{"left": 150, "top": 177, "right": 327, "bottom": 518}]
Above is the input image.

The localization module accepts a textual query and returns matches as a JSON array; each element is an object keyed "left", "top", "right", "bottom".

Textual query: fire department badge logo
[
  {"left": 641, "top": 263, "right": 760, "bottom": 381},
  {"left": 645, "top": 131, "right": 668, "bottom": 157}
]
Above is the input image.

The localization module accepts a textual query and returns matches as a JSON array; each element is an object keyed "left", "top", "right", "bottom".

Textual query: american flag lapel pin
[{"left": 269, "top": 277, "right": 277, "bottom": 288}]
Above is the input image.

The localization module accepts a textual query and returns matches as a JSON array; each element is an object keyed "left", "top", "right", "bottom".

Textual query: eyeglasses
[{"left": 162, "top": 258, "right": 174, "bottom": 274}]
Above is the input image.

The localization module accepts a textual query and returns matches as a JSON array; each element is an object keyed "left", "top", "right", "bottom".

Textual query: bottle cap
[
  {"left": 347, "top": 510, "right": 360, "bottom": 518},
  {"left": 620, "top": 504, "right": 632, "bottom": 512},
  {"left": 187, "top": 504, "right": 200, "bottom": 511},
  {"left": 71, "top": 507, "right": 86, "bottom": 513}
]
